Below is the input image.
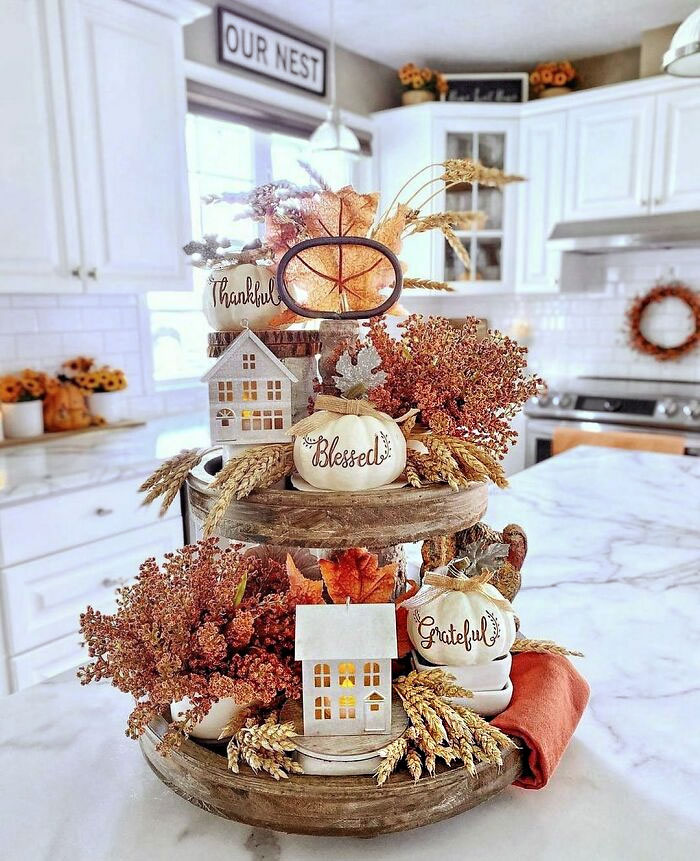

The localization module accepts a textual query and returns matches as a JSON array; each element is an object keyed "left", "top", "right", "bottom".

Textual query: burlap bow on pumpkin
[
  {"left": 402, "top": 566, "right": 514, "bottom": 614},
  {"left": 287, "top": 394, "right": 413, "bottom": 438}
]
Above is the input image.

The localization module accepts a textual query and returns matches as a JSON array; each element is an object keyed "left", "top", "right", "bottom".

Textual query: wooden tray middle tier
[{"left": 187, "top": 457, "right": 488, "bottom": 548}]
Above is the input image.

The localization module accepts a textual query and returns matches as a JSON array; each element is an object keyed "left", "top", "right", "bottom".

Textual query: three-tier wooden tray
[{"left": 141, "top": 451, "right": 523, "bottom": 836}]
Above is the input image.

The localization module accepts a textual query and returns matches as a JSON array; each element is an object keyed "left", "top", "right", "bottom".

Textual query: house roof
[
  {"left": 201, "top": 328, "right": 298, "bottom": 383},
  {"left": 295, "top": 603, "right": 397, "bottom": 661}
]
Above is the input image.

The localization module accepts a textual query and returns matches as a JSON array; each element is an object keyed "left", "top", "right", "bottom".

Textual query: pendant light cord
[{"left": 328, "top": 0, "right": 337, "bottom": 111}]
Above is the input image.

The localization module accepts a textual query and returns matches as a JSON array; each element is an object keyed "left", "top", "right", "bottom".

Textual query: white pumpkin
[
  {"left": 407, "top": 585, "right": 516, "bottom": 666},
  {"left": 203, "top": 263, "right": 283, "bottom": 331},
  {"left": 294, "top": 413, "right": 406, "bottom": 491}
]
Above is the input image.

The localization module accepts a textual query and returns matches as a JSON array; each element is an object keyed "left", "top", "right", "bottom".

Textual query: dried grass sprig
[
  {"left": 226, "top": 715, "right": 303, "bottom": 780},
  {"left": 203, "top": 444, "right": 294, "bottom": 537},
  {"left": 376, "top": 669, "right": 512, "bottom": 785},
  {"left": 403, "top": 277, "right": 453, "bottom": 291},
  {"left": 407, "top": 211, "right": 487, "bottom": 235},
  {"left": 511, "top": 638, "right": 584, "bottom": 657},
  {"left": 139, "top": 448, "right": 206, "bottom": 516},
  {"left": 442, "top": 225, "right": 471, "bottom": 268}
]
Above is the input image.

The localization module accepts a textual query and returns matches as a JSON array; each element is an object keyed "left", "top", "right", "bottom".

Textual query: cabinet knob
[
  {"left": 640, "top": 199, "right": 649, "bottom": 207},
  {"left": 102, "top": 576, "right": 126, "bottom": 589},
  {"left": 653, "top": 197, "right": 663, "bottom": 206},
  {"left": 95, "top": 506, "right": 113, "bottom": 517},
  {"left": 71, "top": 266, "right": 82, "bottom": 278},
  {"left": 87, "top": 267, "right": 98, "bottom": 279}
]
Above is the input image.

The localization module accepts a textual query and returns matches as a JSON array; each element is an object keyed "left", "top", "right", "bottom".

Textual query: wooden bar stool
[{"left": 551, "top": 427, "right": 685, "bottom": 456}]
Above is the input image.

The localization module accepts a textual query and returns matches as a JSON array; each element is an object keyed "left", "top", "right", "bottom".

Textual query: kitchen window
[{"left": 148, "top": 109, "right": 370, "bottom": 385}]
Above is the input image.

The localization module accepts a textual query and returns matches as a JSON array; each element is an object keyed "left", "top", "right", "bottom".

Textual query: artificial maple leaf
[
  {"left": 274, "top": 188, "right": 405, "bottom": 317},
  {"left": 286, "top": 554, "right": 324, "bottom": 605},
  {"left": 394, "top": 581, "right": 419, "bottom": 658},
  {"left": 319, "top": 548, "right": 396, "bottom": 605}
]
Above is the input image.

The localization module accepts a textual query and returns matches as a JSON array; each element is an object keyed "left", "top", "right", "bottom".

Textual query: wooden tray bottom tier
[{"left": 140, "top": 715, "right": 525, "bottom": 837}]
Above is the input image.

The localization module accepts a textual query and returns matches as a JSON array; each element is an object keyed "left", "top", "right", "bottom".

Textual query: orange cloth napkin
[{"left": 491, "top": 652, "right": 590, "bottom": 789}]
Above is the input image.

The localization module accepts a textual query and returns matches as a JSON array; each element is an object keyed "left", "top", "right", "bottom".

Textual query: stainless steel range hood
[{"left": 548, "top": 211, "right": 700, "bottom": 253}]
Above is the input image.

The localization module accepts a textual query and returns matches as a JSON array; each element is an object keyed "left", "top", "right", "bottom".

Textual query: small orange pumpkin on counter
[{"left": 43, "top": 381, "right": 92, "bottom": 432}]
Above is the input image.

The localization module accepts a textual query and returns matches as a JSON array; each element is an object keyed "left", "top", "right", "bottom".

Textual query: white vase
[
  {"left": 88, "top": 391, "right": 125, "bottom": 423},
  {"left": 170, "top": 696, "right": 247, "bottom": 740},
  {"left": 1, "top": 400, "right": 44, "bottom": 439}
]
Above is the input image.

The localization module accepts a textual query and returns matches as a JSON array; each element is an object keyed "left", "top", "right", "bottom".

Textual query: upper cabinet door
[
  {"left": 563, "top": 96, "right": 655, "bottom": 221},
  {"left": 0, "top": 0, "right": 81, "bottom": 292},
  {"left": 62, "top": 0, "right": 191, "bottom": 291},
  {"left": 651, "top": 86, "right": 700, "bottom": 214},
  {"left": 516, "top": 111, "right": 566, "bottom": 292}
]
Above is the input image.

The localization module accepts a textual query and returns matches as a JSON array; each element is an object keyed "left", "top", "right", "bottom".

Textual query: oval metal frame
[{"left": 275, "top": 235, "right": 403, "bottom": 320}]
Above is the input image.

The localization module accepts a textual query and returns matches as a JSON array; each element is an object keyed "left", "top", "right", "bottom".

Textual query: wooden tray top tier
[
  {"left": 208, "top": 329, "right": 320, "bottom": 359},
  {"left": 187, "top": 454, "right": 489, "bottom": 549},
  {"left": 140, "top": 715, "right": 525, "bottom": 837}
]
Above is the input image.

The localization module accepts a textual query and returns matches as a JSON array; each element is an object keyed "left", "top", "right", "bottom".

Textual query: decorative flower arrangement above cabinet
[{"left": 0, "top": 0, "right": 206, "bottom": 294}]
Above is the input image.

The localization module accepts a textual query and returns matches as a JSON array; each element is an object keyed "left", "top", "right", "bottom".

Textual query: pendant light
[
  {"left": 310, "top": 0, "right": 360, "bottom": 155},
  {"left": 663, "top": 8, "right": 700, "bottom": 76}
]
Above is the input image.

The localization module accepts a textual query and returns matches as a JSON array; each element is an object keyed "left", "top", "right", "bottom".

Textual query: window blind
[{"left": 187, "top": 80, "right": 372, "bottom": 154}]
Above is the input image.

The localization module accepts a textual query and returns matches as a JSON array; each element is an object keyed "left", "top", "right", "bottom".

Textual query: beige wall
[{"left": 184, "top": 1, "right": 397, "bottom": 114}]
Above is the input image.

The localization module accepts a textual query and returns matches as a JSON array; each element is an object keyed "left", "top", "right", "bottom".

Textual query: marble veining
[
  {"left": 0, "top": 446, "right": 698, "bottom": 859},
  {"left": 0, "top": 416, "right": 210, "bottom": 507}
]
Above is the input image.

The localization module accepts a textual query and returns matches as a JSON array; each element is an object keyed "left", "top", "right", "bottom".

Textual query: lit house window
[
  {"left": 363, "top": 662, "right": 380, "bottom": 686},
  {"left": 243, "top": 353, "right": 256, "bottom": 370},
  {"left": 241, "top": 410, "right": 263, "bottom": 432},
  {"left": 339, "top": 695, "right": 356, "bottom": 719},
  {"left": 242, "top": 381, "right": 257, "bottom": 401},
  {"left": 314, "top": 696, "right": 331, "bottom": 720},
  {"left": 339, "top": 662, "right": 355, "bottom": 688},
  {"left": 267, "top": 380, "right": 282, "bottom": 400},
  {"left": 313, "top": 664, "right": 330, "bottom": 688},
  {"left": 218, "top": 381, "right": 233, "bottom": 402}
]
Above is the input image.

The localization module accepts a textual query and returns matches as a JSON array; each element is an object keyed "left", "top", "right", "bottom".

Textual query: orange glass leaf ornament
[{"left": 319, "top": 548, "right": 397, "bottom": 604}]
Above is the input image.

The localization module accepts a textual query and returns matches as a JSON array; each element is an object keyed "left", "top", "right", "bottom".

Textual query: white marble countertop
[
  {"left": 0, "top": 446, "right": 698, "bottom": 860},
  {"left": 0, "top": 415, "right": 210, "bottom": 507}
]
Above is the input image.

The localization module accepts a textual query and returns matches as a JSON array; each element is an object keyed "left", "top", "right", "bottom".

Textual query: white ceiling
[{"left": 243, "top": 0, "right": 697, "bottom": 68}]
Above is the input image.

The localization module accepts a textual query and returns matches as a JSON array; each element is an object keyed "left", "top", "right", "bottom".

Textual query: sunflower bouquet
[
  {"left": 398, "top": 62, "right": 448, "bottom": 97},
  {"left": 529, "top": 61, "right": 578, "bottom": 97},
  {"left": 0, "top": 369, "right": 58, "bottom": 403},
  {"left": 75, "top": 366, "right": 127, "bottom": 394},
  {"left": 60, "top": 357, "right": 127, "bottom": 393}
]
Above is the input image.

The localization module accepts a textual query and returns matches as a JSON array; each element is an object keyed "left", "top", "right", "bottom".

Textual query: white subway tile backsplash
[
  {"left": 0, "top": 309, "right": 38, "bottom": 334},
  {"left": 36, "top": 308, "right": 84, "bottom": 332},
  {"left": 11, "top": 294, "right": 59, "bottom": 308}
]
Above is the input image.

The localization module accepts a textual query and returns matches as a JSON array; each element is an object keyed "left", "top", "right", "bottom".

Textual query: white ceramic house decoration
[
  {"left": 201, "top": 328, "right": 298, "bottom": 446},
  {"left": 295, "top": 602, "right": 397, "bottom": 737}
]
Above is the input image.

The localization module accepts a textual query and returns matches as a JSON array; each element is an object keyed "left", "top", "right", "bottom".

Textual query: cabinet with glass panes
[{"left": 434, "top": 120, "right": 519, "bottom": 288}]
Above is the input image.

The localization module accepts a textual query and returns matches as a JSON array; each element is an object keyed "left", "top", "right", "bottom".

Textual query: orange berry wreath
[{"left": 626, "top": 282, "right": 700, "bottom": 361}]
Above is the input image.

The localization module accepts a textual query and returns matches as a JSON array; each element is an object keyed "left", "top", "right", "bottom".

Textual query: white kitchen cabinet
[
  {"left": 431, "top": 117, "right": 520, "bottom": 289},
  {"left": 0, "top": 0, "right": 203, "bottom": 294},
  {"left": 563, "top": 96, "right": 655, "bottom": 221},
  {"left": 516, "top": 111, "right": 566, "bottom": 292},
  {"left": 651, "top": 87, "right": 700, "bottom": 214},
  {"left": 62, "top": 0, "right": 191, "bottom": 291},
  {"left": 373, "top": 104, "right": 520, "bottom": 292},
  {"left": 0, "top": 0, "right": 81, "bottom": 293},
  {"left": 2, "top": 518, "right": 182, "bottom": 657}
]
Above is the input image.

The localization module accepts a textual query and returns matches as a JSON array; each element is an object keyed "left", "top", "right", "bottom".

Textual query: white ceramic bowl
[{"left": 411, "top": 650, "right": 512, "bottom": 692}]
